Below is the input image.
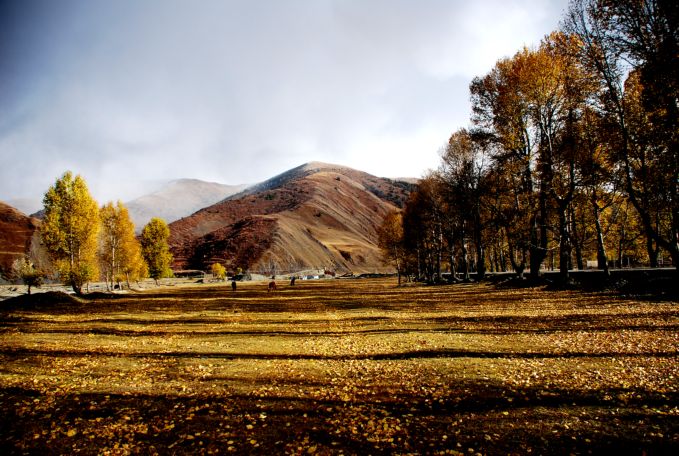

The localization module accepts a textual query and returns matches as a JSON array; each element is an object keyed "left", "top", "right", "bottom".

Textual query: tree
[
  {"left": 470, "top": 50, "right": 548, "bottom": 279},
  {"left": 566, "top": 0, "right": 679, "bottom": 274},
  {"left": 211, "top": 263, "right": 226, "bottom": 281},
  {"left": 402, "top": 175, "right": 446, "bottom": 283},
  {"left": 41, "top": 171, "right": 100, "bottom": 295},
  {"left": 440, "top": 129, "right": 490, "bottom": 281},
  {"left": 99, "top": 201, "right": 147, "bottom": 290},
  {"left": 377, "top": 210, "right": 406, "bottom": 286},
  {"left": 10, "top": 257, "right": 44, "bottom": 295},
  {"left": 140, "top": 217, "right": 173, "bottom": 284}
]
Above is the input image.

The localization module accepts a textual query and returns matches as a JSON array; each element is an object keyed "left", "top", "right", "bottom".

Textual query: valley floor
[{"left": 0, "top": 279, "right": 677, "bottom": 455}]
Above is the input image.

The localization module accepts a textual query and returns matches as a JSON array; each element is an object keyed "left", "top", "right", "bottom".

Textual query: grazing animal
[{"left": 268, "top": 281, "right": 277, "bottom": 292}]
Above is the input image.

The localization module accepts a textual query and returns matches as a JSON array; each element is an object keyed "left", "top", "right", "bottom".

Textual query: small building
[{"left": 173, "top": 270, "right": 205, "bottom": 279}]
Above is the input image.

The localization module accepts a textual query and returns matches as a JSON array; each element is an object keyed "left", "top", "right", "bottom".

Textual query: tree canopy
[
  {"left": 393, "top": 0, "right": 677, "bottom": 282},
  {"left": 99, "top": 201, "right": 147, "bottom": 289},
  {"left": 140, "top": 217, "right": 173, "bottom": 283},
  {"left": 41, "top": 171, "right": 100, "bottom": 294}
]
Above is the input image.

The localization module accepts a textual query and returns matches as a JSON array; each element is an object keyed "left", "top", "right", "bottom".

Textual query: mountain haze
[
  {"left": 126, "top": 179, "right": 248, "bottom": 231},
  {"left": 168, "top": 162, "right": 415, "bottom": 274}
]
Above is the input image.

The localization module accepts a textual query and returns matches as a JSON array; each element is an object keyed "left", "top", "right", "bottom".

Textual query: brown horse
[{"left": 268, "top": 281, "right": 277, "bottom": 292}]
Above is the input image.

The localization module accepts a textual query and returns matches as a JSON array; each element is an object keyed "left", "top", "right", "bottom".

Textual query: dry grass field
[{"left": 0, "top": 278, "right": 677, "bottom": 455}]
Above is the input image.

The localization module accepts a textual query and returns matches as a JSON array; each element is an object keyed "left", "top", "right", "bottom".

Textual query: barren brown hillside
[
  {"left": 168, "top": 163, "right": 414, "bottom": 274},
  {"left": 0, "top": 201, "right": 39, "bottom": 279}
]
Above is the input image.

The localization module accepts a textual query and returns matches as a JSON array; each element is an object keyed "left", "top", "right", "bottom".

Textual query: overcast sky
[{"left": 0, "top": 0, "right": 568, "bottom": 213}]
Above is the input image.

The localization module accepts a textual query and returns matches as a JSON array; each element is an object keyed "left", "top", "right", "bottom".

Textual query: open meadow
[{"left": 0, "top": 278, "right": 677, "bottom": 455}]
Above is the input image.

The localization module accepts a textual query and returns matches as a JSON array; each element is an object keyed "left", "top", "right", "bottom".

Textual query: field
[{"left": 0, "top": 279, "right": 677, "bottom": 455}]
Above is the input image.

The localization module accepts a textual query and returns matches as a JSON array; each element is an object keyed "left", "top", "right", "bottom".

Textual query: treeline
[
  {"left": 13, "top": 171, "right": 174, "bottom": 295},
  {"left": 379, "top": 0, "right": 677, "bottom": 283}
]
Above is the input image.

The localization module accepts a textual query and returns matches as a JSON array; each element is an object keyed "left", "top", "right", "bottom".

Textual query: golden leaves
[{"left": 1, "top": 279, "right": 677, "bottom": 454}]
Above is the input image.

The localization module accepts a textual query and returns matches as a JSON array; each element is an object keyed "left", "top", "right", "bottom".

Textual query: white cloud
[{"left": 0, "top": 0, "right": 569, "bottom": 205}]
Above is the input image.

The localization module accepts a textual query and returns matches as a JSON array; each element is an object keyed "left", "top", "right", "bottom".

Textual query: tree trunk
[
  {"left": 449, "top": 244, "right": 457, "bottom": 283},
  {"left": 508, "top": 242, "right": 525, "bottom": 279},
  {"left": 558, "top": 205, "right": 571, "bottom": 283},
  {"left": 416, "top": 246, "right": 422, "bottom": 281},
  {"left": 474, "top": 210, "right": 485, "bottom": 281},
  {"left": 592, "top": 196, "right": 610, "bottom": 277},
  {"left": 570, "top": 203, "right": 584, "bottom": 270},
  {"left": 529, "top": 215, "right": 546, "bottom": 279},
  {"left": 461, "top": 240, "right": 470, "bottom": 281},
  {"left": 396, "top": 257, "right": 402, "bottom": 287},
  {"left": 647, "top": 236, "right": 659, "bottom": 268}
]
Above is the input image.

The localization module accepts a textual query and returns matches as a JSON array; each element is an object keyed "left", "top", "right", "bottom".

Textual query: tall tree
[
  {"left": 99, "top": 201, "right": 147, "bottom": 290},
  {"left": 470, "top": 50, "right": 548, "bottom": 278},
  {"left": 402, "top": 176, "right": 445, "bottom": 283},
  {"left": 566, "top": 0, "right": 679, "bottom": 274},
  {"left": 440, "top": 129, "right": 489, "bottom": 280},
  {"left": 41, "top": 171, "right": 100, "bottom": 295},
  {"left": 377, "top": 210, "right": 406, "bottom": 286},
  {"left": 140, "top": 217, "right": 173, "bottom": 284},
  {"left": 577, "top": 106, "right": 618, "bottom": 275}
]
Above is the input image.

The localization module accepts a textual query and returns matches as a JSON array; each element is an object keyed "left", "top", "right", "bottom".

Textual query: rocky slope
[
  {"left": 0, "top": 201, "right": 40, "bottom": 280},
  {"left": 168, "top": 162, "right": 414, "bottom": 274},
  {"left": 126, "top": 179, "right": 248, "bottom": 231}
]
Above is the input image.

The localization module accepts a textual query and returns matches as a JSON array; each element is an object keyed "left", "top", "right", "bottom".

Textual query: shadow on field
[
  {"left": 3, "top": 309, "right": 678, "bottom": 338},
  {"left": 1, "top": 281, "right": 677, "bottom": 454},
  {"left": 1, "top": 346, "right": 677, "bottom": 362},
  {"left": 1, "top": 379, "right": 677, "bottom": 455}
]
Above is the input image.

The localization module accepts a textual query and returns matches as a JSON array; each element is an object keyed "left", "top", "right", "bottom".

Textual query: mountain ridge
[
  {"left": 126, "top": 179, "right": 248, "bottom": 231},
  {"left": 168, "top": 162, "right": 415, "bottom": 274}
]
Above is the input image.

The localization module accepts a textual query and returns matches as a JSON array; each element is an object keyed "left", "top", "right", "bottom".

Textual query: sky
[{"left": 0, "top": 0, "right": 569, "bottom": 213}]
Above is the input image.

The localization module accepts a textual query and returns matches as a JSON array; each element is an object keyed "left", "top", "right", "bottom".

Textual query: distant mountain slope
[
  {"left": 0, "top": 201, "right": 40, "bottom": 280},
  {"left": 168, "top": 162, "right": 415, "bottom": 274},
  {"left": 126, "top": 179, "right": 248, "bottom": 231},
  {"left": 6, "top": 198, "right": 42, "bottom": 217}
]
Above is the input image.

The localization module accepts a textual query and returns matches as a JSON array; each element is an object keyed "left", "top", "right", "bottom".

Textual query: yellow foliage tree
[
  {"left": 41, "top": 171, "right": 100, "bottom": 295},
  {"left": 211, "top": 263, "right": 226, "bottom": 281},
  {"left": 10, "top": 256, "right": 44, "bottom": 295},
  {"left": 99, "top": 201, "right": 147, "bottom": 290},
  {"left": 140, "top": 217, "right": 173, "bottom": 284}
]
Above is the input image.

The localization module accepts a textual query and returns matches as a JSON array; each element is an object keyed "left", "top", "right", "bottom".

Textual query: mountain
[
  {"left": 0, "top": 201, "right": 40, "bottom": 280},
  {"left": 126, "top": 179, "right": 248, "bottom": 231},
  {"left": 6, "top": 197, "right": 42, "bottom": 217},
  {"left": 168, "top": 162, "right": 415, "bottom": 275}
]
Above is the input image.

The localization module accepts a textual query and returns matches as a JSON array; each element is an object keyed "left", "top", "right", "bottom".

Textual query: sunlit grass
[{"left": 1, "top": 278, "right": 677, "bottom": 454}]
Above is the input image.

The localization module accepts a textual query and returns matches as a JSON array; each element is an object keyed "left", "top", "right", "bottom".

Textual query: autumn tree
[
  {"left": 440, "top": 129, "right": 490, "bottom": 281},
  {"left": 377, "top": 210, "right": 406, "bottom": 286},
  {"left": 566, "top": 0, "right": 679, "bottom": 273},
  {"left": 470, "top": 50, "right": 548, "bottom": 279},
  {"left": 10, "top": 257, "right": 44, "bottom": 295},
  {"left": 402, "top": 175, "right": 446, "bottom": 283},
  {"left": 140, "top": 217, "right": 173, "bottom": 284},
  {"left": 41, "top": 171, "right": 100, "bottom": 295},
  {"left": 99, "top": 201, "right": 147, "bottom": 290},
  {"left": 211, "top": 263, "right": 226, "bottom": 281}
]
